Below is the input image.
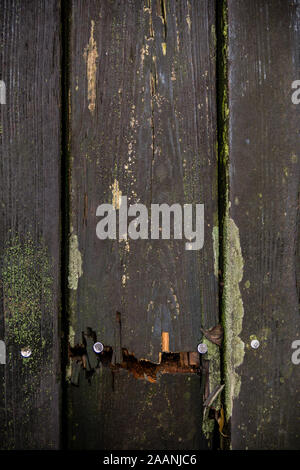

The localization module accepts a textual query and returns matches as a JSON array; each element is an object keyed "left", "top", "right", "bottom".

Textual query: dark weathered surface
[
  {"left": 0, "top": 0, "right": 61, "bottom": 449},
  {"left": 67, "top": 0, "right": 218, "bottom": 449},
  {"left": 69, "top": 369, "right": 203, "bottom": 450},
  {"left": 1, "top": 0, "right": 298, "bottom": 452},
  {"left": 225, "top": 0, "right": 300, "bottom": 449}
]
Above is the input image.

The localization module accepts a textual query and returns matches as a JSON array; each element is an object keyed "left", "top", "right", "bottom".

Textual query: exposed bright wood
[{"left": 161, "top": 332, "right": 170, "bottom": 353}]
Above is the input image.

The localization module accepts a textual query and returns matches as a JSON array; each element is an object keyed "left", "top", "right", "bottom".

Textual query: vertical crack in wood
[
  {"left": 149, "top": 72, "right": 156, "bottom": 206},
  {"left": 216, "top": 0, "right": 231, "bottom": 449},
  {"left": 114, "top": 311, "right": 122, "bottom": 365},
  {"left": 160, "top": 0, "right": 167, "bottom": 40}
]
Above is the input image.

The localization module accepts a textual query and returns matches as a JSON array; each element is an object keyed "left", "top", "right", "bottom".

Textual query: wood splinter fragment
[{"left": 203, "top": 384, "right": 225, "bottom": 410}]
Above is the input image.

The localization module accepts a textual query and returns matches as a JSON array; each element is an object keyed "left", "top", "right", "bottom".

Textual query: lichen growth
[
  {"left": 1, "top": 233, "right": 55, "bottom": 448},
  {"left": 202, "top": 337, "right": 221, "bottom": 439},
  {"left": 222, "top": 218, "right": 245, "bottom": 421},
  {"left": 212, "top": 226, "right": 219, "bottom": 278},
  {"left": 202, "top": 409, "right": 214, "bottom": 441},
  {"left": 216, "top": 0, "right": 245, "bottom": 424},
  {"left": 290, "top": 153, "right": 298, "bottom": 164},
  {"left": 69, "top": 324, "right": 76, "bottom": 347},
  {"left": 68, "top": 232, "right": 82, "bottom": 290},
  {"left": 218, "top": 0, "right": 229, "bottom": 172},
  {"left": 218, "top": 4, "right": 245, "bottom": 419},
  {"left": 2, "top": 235, "right": 53, "bottom": 364},
  {"left": 111, "top": 178, "right": 122, "bottom": 210},
  {"left": 211, "top": 24, "right": 216, "bottom": 50}
]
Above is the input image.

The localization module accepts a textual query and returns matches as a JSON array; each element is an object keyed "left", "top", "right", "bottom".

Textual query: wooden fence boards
[
  {"left": 226, "top": 0, "right": 300, "bottom": 449},
  {"left": 67, "top": 0, "right": 218, "bottom": 449},
  {"left": 1, "top": 0, "right": 298, "bottom": 452},
  {"left": 0, "top": 0, "right": 61, "bottom": 449}
]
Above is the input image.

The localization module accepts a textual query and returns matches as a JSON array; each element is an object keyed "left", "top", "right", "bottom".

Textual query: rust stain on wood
[{"left": 69, "top": 342, "right": 200, "bottom": 385}]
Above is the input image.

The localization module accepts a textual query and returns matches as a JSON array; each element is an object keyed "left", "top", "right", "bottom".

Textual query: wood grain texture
[
  {"left": 0, "top": 0, "right": 61, "bottom": 449},
  {"left": 67, "top": 0, "right": 218, "bottom": 449},
  {"left": 227, "top": 0, "right": 300, "bottom": 449}
]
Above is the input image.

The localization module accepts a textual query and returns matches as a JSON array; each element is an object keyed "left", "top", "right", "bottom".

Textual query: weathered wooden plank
[
  {"left": 0, "top": 0, "right": 61, "bottom": 449},
  {"left": 67, "top": 0, "right": 218, "bottom": 449},
  {"left": 224, "top": 0, "right": 300, "bottom": 449},
  {"left": 69, "top": 369, "right": 203, "bottom": 450}
]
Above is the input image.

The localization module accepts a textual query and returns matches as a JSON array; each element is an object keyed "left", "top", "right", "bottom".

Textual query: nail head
[
  {"left": 197, "top": 343, "right": 208, "bottom": 354},
  {"left": 251, "top": 339, "right": 260, "bottom": 349},
  {"left": 21, "top": 347, "right": 32, "bottom": 358},
  {"left": 93, "top": 342, "right": 104, "bottom": 353}
]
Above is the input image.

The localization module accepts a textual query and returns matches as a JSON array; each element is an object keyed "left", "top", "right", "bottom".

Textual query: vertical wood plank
[
  {"left": 0, "top": 0, "right": 61, "bottom": 449},
  {"left": 225, "top": 0, "right": 300, "bottom": 449},
  {"left": 67, "top": 0, "right": 218, "bottom": 449}
]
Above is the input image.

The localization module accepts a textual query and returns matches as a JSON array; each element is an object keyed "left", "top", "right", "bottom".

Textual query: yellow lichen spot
[
  {"left": 161, "top": 42, "right": 167, "bottom": 55},
  {"left": 169, "top": 286, "right": 180, "bottom": 317},
  {"left": 171, "top": 64, "right": 176, "bottom": 81},
  {"left": 175, "top": 16, "right": 180, "bottom": 51},
  {"left": 111, "top": 179, "right": 122, "bottom": 210},
  {"left": 291, "top": 153, "right": 298, "bottom": 163},
  {"left": 68, "top": 232, "right": 83, "bottom": 290},
  {"left": 83, "top": 20, "right": 98, "bottom": 114},
  {"left": 140, "top": 43, "right": 150, "bottom": 68},
  {"left": 122, "top": 274, "right": 129, "bottom": 287},
  {"left": 186, "top": 15, "right": 191, "bottom": 30},
  {"left": 69, "top": 325, "right": 76, "bottom": 347}
]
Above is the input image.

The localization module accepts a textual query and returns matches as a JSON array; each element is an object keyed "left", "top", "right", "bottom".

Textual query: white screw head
[
  {"left": 21, "top": 347, "right": 32, "bottom": 358},
  {"left": 93, "top": 342, "right": 104, "bottom": 353},
  {"left": 251, "top": 339, "right": 260, "bottom": 349},
  {"left": 197, "top": 343, "right": 208, "bottom": 354}
]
